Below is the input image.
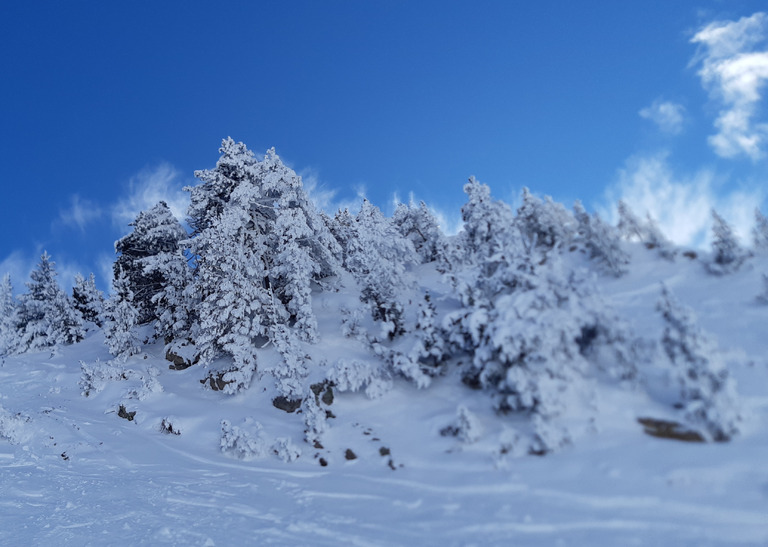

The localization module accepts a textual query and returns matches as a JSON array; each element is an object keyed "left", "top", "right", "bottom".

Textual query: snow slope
[{"left": 1, "top": 248, "right": 768, "bottom": 546}]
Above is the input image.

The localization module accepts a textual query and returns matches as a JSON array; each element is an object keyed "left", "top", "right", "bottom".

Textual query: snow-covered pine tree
[
  {"left": 16, "top": 252, "right": 84, "bottom": 352},
  {"left": 516, "top": 187, "right": 576, "bottom": 250},
  {"left": 441, "top": 182, "right": 621, "bottom": 453},
  {"left": 257, "top": 146, "right": 342, "bottom": 286},
  {"left": 573, "top": 201, "right": 629, "bottom": 277},
  {"left": 455, "top": 177, "right": 519, "bottom": 268},
  {"left": 656, "top": 285, "right": 740, "bottom": 441},
  {"left": 327, "top": 208, "right": 356, "bottom": 268},
  {"left": 643, "top": 214, "right": 676, "bottom": 260},
  {"left": 266, "top": 313, "right": 311, "bottom": 400},
  {"left": 16, "top": 253, "right": 57, "bottom": 352},
  {"left": 447, "top": 246, "right": 595, "bottom": 454},
  {"left": 616, "top": 200, "right": 646, "bottom": 243},
  {"left": 409, "top": 292, "right": 447, "bottom": 375},
  {"left": 270, "top": 199, "right": 320, "bottom": 342},
  {"left": 49, "top": 286, "right": 86, "bottom": 347},
  {"left": 103, "top": 268, "right": 141, "bottom": 360},
  {"left": 147, "top": 247, "right": 195, "bottom": 359},
  {"left": 706, "top": 209, "right": 749, "bottom": 275},
  {"left": 72, "top": 273, "right": 104, "bottom": 328},
  {"left": 752, "top": 208, "right": 768, "bottom": 253},
  {"left": 345, "top": 199, "right": 417, "bottom": 339},
  {"left": 439, "top": 178, "right": 523, "bottom": 310},
  {"left": 192, "top": 205, "right": 273, "bottom": 372},
  {"left": 114, "top": 201, "right": 188, "bottom": 325},
  {"left": 616, "top": 201, "right": 675, "bottom": 259},
  {"left": 392, "top": 200, "right": 447, "bottom": 264},
  {"left": 442, "top": 179, "right": 524, "bottom": 348},
  {"left": 187, "top": 140, "right": 340, "bottom": 390},
  {"left": 0, "top": 274, "right": 18, "bottom": 356}
]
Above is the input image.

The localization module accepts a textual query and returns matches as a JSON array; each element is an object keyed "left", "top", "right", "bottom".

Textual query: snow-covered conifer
[
  {"left": 114, "top": 201, "right": 188, "bottom": 325},
  {"left": 271, "top": 206, "right": 320, "bottom": 342},
  {"left": 266, "top": 306, "right": 310, "bottom": 400},
  {"left": 573, "top": 201, "right": 629, "bottom": 277},
  {"left": 468, "top": 256, "right": 591, "bottom": 452},
  {"left": 345, "top": 199, "right": 417, "bottom": 339},
  {"left": 644, "top": 215, "right": 676, "bottom": 260},
  {"left": 616, "top": 200, "right": 646, "bottom": 243},
  {"left": 327, "top": 359, "right": 393, "bottom": 399},
  {"left": 103, "top": 268, "right": 141, "bottom": 360},
  {"left": 441, "top": 179, "right": 525, "bottom": 315},
  {"left": 72, "top": 273, "right": 104, "bottom": 328},
  {"left": 144, "top": 243, "right": 195, "bottom": 356},
  {"left": 392, "top": 200, "right": 447, "bottom": 264},
  {"left": 188, "top": 140, "right": 341, "bottom": 377},
  {"left": 752, "top": 208, "right": 768, "bottom": 253},
  {"left": 516, "top": 188, "right": 576, "bottom": 249},
  {"left": 657, "top": 285, "right": 740, "bottom": 441},
  {"left": 16, "top": 252, "right": 84, "bottom": 352},
  {"left": 441, "top": 405, "right": 483, "bottom": 444},
  {"left": 301, "top": 392, "right": 328, "bottom": 446},
  {"left": 0, "top": 274, "right": 18, "bottom": 355},
  {"left": 457, "top": 177, "right": 519, "bottom": 266},
  {"left": 616, "top": 201, "right": 675, "bottom": 259},
  {"left": 707, "top": 210, "right": 749, "bottom": 275},
  {"left": 409, "top": 292, "right": 446, "bottom": 375},
  {"left": 444, "top": 227, "right": 601, "bottom": 454},
  {"left": 49, "top": 287, "right": 86, "bottom": 346},
  {"left": 16, "top": 253, "right": 58, "bottom": 352},
  {"left": 328, "top": 208, "right": 356, "bottom": 267},
  {"left": 193, "top": 206, "right": 273, "bottom": 367}
]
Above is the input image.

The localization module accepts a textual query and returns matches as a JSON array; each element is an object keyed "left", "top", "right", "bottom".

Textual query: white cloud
[
  {"left": 299, "top": 168, "right": 341, "bottom": 213},
  {"left": 57, "top": 194, "right": 103, "bottom": 232},
  {"left": 602, "top": 152, "right": 764, "bottom": 248},
  {"left": 639, "top": 99, "right": 686, "bottom": 134},
  {"left": 111, "top": 163, "right": 190, "bottom": 233},
  {"left": 691, "top": 12, "right": 768, "bottom": 160}
]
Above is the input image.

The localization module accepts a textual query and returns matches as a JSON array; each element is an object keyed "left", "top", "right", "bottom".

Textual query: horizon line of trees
[{"left": 1, "top": 138, "right": 766, "bottom": 453}]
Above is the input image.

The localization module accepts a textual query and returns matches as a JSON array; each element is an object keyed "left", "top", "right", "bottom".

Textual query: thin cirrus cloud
[
  {"left": 602, "top": 152, "right": 763, "bottom": 249},
  {"left": 691, "top": 12, "right": 768, "bottom": 160},
  {"left": 639, "top": 99, "right": 686, "bottom": 135},
  {"left": 111, "top": 163, "right": 190, "bottom": 233},
  {"left": 56, "top": 194, "right": 103, "bottom": 232}
]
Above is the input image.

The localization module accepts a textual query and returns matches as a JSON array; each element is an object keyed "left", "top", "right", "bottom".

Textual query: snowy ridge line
[{"left": 1, "top": 139, "right": 767, "bottom": 545}]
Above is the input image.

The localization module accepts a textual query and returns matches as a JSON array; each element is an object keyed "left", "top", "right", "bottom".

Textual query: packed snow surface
[{"left": 2, "top": 247, "right": 768, "bottom": 546}]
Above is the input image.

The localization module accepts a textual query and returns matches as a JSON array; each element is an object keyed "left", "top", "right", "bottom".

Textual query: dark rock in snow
[
  {"left": 637, "top": 417, "right": 705, "bottom": 443},
  {"left": 273, "top": 396, "right": 302, "bottom": 413},
  {"left": 117, "top": 405, "right": 136, "bottom": 422}
]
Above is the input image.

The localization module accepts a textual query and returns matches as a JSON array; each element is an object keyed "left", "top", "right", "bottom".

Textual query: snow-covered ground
[{"left": 2, "top": 248, "right": 768, "bottom": 546}]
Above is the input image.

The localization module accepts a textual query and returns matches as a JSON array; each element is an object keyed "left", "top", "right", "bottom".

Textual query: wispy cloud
[
  {"left": 111, "top": 163, "right": 190, "bottom": 233},
  {"left": 639, "top": 99, "right": 686, "bottom": 134},
  {"left": 299, "top": 168, "right": 340, "bottom": 213},
  {"left": 691, "top": 12, "right": 768, "bottom": 160},
  {"left": 56, "top": 194, "right": 103, "bottom": 232},
  {"left": 96, "top": 252, "right": 117, "bottom": 294},
  {"left": 602, "top": 152, "right": 764, "bottom": 248}
]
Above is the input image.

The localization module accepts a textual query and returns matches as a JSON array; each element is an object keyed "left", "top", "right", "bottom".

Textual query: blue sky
[{"left": 1, "top": 1, "right": 767, "bottom": 291}]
